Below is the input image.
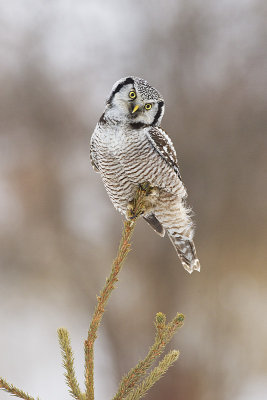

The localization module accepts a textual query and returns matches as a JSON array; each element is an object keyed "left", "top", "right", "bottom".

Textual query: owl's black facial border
[
  {"left": 152, "top": 101, "right": 164, "bottom": 126},
  {"left": 107, "top": 77, "right": 134, "bottom": 104}
]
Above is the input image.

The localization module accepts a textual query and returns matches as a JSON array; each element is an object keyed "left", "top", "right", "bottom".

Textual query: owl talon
[
  {"left": 126, "top": 201, "right": 134, "bottom": 220},
  {"left": 139, "top": 182, "right": 157, "bottom": 196},
  {"left": 126, "top": 196, "right": 149, "bottom": 220},
  {"left": 126, "top": 183, "right": 160, "bottom": 220},
  {"left": 126, "top": 200, "right": 143, "bottom": 220}
]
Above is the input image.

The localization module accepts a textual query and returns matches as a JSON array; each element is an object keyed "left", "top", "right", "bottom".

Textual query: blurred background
[{"left": 0, "top": 1, "right": 266, "bottom": 399}]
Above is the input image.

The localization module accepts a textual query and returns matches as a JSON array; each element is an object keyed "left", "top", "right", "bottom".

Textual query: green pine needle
[
  {"left": 57, "top": 328, "right": 84, "bottom": 400},
  {"left": 124, "top": 350, "right": 180, "bottom": 400},
  {"left": 113, "top": 312, "right": 184, "bottom": 400},
  {"left": 0, "top": 378, "right": 37, "bottom": 400}
]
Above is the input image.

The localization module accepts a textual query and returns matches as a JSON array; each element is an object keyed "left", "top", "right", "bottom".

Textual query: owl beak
[{"left": 132, "top": 105, "right": 139, "bottom": 114}]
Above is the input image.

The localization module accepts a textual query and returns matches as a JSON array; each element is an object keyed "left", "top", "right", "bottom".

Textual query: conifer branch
[
  {"left": 0, "top": 182, "right": 185, "bottom": 400},
  {"left": 0, "top": 378, "right": 39, "bottom": 400},
  {"left": 57, "top": 328, "right": 84, "bottom": 400},
  {"left": 84, "top": 183, "right": 152, "bottom": 400},
  {"left": 113, "top": 312, "right": 184, "bottom": 400},
  {"left": 123, "top": 350, "right": 179, "bottom": 400}
]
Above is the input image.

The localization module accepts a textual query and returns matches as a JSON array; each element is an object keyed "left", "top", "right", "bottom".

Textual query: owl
[{"left": 90, "top": 76, "right": 200, "bottom": 273}]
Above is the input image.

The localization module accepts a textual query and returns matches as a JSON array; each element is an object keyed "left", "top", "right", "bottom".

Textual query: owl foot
[
  {"left": 139, "top": 181, "right": 154, "bottom": 195},
  {"left": 126, "top": 182, "right": 160, "bottom": 220},
  {"left": 126, "top": 201, "right": 138, "bottom": 220}
]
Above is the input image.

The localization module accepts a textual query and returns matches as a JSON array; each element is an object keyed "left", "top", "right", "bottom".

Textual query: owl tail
[{"left": 168, "top": 231, "right": 201, "bottom": 274}]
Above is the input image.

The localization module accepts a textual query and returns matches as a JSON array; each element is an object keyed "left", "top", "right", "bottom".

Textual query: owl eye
[
  {"left": 129, "top": 90, "right": 136, "bottom": 99},
  {"left": 145, "top": 103, "right": 152, "bottom": 110}
]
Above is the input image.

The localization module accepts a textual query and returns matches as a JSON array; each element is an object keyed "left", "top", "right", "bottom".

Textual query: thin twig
[
  {"left": 0, "top": 378, "right": 38, "bottom": 400},
  {"left": 58, "top": 328, "right": 84, "bottom": 400},
  {"left": 113, "top": 312, "right": 184, "bottom": 400},
  {"left": 84, "top": 184, "right": 149, "bottom": 400},
  {"left": 123, "top": 350, "right": 179, "bottom": 400}
]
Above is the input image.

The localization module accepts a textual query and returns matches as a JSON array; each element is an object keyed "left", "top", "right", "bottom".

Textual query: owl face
[{"left": 105, "top": 77, "right": 165, "bottom": 127}]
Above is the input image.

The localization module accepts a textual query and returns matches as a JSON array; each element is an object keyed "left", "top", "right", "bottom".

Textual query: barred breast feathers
[
  {"left": 123, "top": 126, "right": 186, "bottom": 198},
  {"left": 91, "top": 123, "right": 186, "bottom": 200}
]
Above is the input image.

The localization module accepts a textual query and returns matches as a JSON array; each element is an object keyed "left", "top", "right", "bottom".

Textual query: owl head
[{"left": 104, "top": 76, "right": 165, "bottom": 127}]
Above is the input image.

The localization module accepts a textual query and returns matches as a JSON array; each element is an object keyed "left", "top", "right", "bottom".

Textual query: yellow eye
[
  {"left": 129, "top": 90, "right": 136, "bottom": 99},
  {"left": 145, "top": 103, "right": 152, "bottom": 110}
]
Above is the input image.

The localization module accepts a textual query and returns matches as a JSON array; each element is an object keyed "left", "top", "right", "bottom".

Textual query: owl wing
[{"left": 146, "top": 126, "right": 182, "bottom": 180}]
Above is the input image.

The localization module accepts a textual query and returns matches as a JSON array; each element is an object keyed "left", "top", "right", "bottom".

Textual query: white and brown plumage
[{"left": 90, "top": 76, "right": 200, "bottom": 273}]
